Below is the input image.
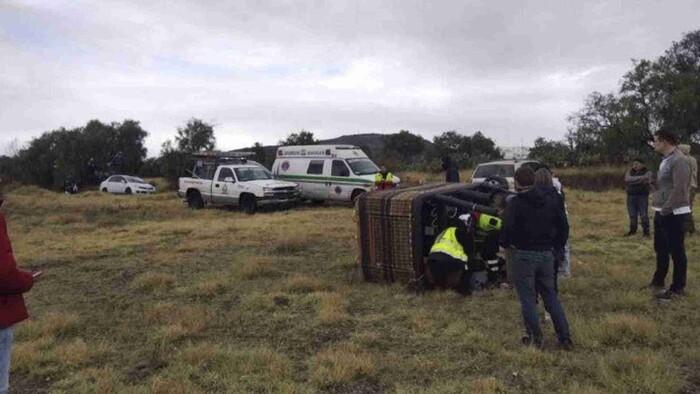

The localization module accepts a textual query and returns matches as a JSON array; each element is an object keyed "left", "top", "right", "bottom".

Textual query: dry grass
[
  {"left": 310, "top": 343, "right": 375, "bottom": 386},
  {"left": 235, "top": 255, "right": 278, "bottom": 279},
  {"left": 4, "top": 179, "right": 700, "bottom": 393},
  {"left": 131, "top": 272, "right": 176, "bottom": 292},
  {"left": 284, "top": 273, "right": 330, "bottom": 293},
  {"left": 316, "top": 291, "right": 349, "bottom": 323}
]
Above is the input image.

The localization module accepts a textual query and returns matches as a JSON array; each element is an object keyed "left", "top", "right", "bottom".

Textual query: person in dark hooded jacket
[
  {"left": 500, "top": 166, "right": 572, "bottom": 349},
  {"left": 442, "top": 156, "right": 460, "bottom": 183}
]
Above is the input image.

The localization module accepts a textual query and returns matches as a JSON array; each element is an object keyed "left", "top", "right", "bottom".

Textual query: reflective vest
[
  {"left": 477, "top": 213, "right": 502, "bottom": 232},
  {"left": 430, "top": 227, "right": 468, "bottom": 263},
  {"left": 374, "top": 172, "right": 394, "bottom": 183}
]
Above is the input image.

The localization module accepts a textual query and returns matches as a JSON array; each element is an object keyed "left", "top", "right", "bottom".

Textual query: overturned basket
[{"left": 355, "top": 183, "right": 500, "bottom": 286}]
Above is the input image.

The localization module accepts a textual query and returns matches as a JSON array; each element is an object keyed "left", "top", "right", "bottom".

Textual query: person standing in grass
[
  {"left": 441, "top": 156, "right": 460, "bottom": 183},
  {"left": 0, "top": 184, "right": 43, "bottom": 394},
  {"left": 649, "top": 130, "right": 690, "bottom": 301},
  {"left": 500, "top": 167, "right": 572, "bottom": 349},
  {"left": 624, "top": 159, "right": 652, "bottom": 237},
  {"left": 679, "top": 144, "right": 697, "bottom": 235}
]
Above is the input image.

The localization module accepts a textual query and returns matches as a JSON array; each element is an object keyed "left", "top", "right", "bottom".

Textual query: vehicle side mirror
[
  {"left": 121, "top": 180, "right": 127, "bottom": 184},
  {"left": 224, "top": 177, "right": 234, "bottom": 182}
]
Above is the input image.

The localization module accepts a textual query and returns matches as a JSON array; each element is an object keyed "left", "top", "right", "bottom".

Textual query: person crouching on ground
[
  {"left": 648, "top": 130, "right": 690, "bottom": 301},
  {"left": 624, "top": 158, "right": 652, "bottom": 237},
  {"left": 0, "top": 183, "right": 43, "bottom": 394},
  {"left": 424, "top": 214, "right": 475, "bottom": 295},
  {"left": 500, "top": 166, "right": 572, "bottom": 349}
]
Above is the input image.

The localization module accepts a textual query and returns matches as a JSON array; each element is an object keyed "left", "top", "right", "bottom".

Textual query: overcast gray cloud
[{"left": 1, "top": 0, "right": 699, "bottom": 156}]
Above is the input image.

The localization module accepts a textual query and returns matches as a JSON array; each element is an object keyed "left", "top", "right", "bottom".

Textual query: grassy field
[{"left": 4, "top": 182, "right": 700, "bottom": 393}]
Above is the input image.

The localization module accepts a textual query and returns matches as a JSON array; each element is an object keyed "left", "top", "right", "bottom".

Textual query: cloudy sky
[{"left": 2, "top": 0, "right": 699, "bottom": 156}]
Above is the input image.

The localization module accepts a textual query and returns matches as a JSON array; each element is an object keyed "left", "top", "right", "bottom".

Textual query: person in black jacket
[
  {"left": 442, "top": 156, "right": 460, "bottom": 183},
  {"left": 624, "top": 159, "right": 652, "bottom": 237},
  {"left": 500, "top": 166, "right": 572, "bottom": 349}
]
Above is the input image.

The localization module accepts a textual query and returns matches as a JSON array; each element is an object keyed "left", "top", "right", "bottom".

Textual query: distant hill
[{"left": 237, "top": 132, "right": 435, "bottom": 164}]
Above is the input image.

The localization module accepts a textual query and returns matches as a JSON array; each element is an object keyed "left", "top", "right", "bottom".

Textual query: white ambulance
[{"left": 271, "top": 145, "right": 399, "bottom": 203}]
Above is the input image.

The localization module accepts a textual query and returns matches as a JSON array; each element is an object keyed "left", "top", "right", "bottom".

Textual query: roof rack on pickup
[{"left": 191, "top": 151, "right": 256, "bottom": 166}]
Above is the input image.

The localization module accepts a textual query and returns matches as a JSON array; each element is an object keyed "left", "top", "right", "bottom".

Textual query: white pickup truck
[{"left": 178, "top": 163, "right": 300, "bottom": 214}]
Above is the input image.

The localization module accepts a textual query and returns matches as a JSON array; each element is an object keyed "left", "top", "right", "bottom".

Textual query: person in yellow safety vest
[
  {"left": 374, "top": 166, "right": 394, "bottom": 191},
  {"left": 425, "top": 212, "right": 502, "bottom": 294}
]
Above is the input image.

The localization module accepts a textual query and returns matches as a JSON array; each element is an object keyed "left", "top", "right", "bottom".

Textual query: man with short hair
[
  {"left": 649, "top": 130, "right": 691, "bottom": 301},
  {"left": 679, "top": 144, "right": 697, "bottom": 234},
  {"left": 624, "top": 159, "right": 652, "bottom": 237},
  {"left": 500, "top": 166, "right": 572, "bottom": 349}
]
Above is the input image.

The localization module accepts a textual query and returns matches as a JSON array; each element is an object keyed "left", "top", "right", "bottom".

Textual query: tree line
[
  {"left": 0, "top": 120, "right": 502, "bottom": 190},
  {"left": 531, "top": 29, "right": 700, "bottom": 167}
]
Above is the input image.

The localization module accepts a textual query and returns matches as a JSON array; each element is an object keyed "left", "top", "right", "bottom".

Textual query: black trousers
[
  {"left": 652, "top": 212, "right": 688, "bottom": 293},
  {"left": 627, "top": 194, "right": 649, "bottom": 232}
]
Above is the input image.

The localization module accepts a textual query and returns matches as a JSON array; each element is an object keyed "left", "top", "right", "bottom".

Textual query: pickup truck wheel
[
  {"left": 187, "top": 191, "right": 204, "bottom": 209},
  {"left": 351, "top": 189, "right": 366, "bottom": 203},
  {"left": 240, "top": 194, "right": 257, "bottom": 215}
]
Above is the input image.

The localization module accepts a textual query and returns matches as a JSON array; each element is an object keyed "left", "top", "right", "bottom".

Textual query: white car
[
  {"left": 100, "top": 175, "right": 156, "bottom": 195},
  {"left": 471, "top": 160, "right": 539, "bottom": 191}
]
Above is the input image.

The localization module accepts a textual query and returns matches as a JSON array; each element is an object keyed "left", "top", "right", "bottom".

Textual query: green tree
[
  {"left": 280, "top": 129, "right": 317, "bottom": 146},
  {"left": 176, "top": 118, "right": 216, "bottom": 152},
  {"left": 251, "top": 142, "right": 270, "bottom": 168},
  {"left": 432, "top": 130, "right": 501, "bottom": 168},
  {"left": 159, "top": 140, "right": 190, "bottom": 188},
  {"left": 13, "top": 120, "right": 148, "bottom": 189},
  {"left": 529, "top": 137, "right": 572, "bottom": 167}
]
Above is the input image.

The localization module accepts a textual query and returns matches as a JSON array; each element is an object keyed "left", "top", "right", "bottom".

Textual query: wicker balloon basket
[{"left": 355, "top": 183, "right": 500, "bottom": 287}]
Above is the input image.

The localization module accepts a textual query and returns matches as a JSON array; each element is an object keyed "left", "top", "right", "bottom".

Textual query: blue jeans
[
  {"left": 511, "top": 249, "right": 571, "bottom": 343},
  {"left": 0, "top": 326, "right": 13, "bottom": 394}
]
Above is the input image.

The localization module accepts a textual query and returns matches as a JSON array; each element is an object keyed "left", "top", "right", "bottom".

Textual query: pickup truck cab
[{"left": 178, "top": 153, "right": 300, "bottom": 214}]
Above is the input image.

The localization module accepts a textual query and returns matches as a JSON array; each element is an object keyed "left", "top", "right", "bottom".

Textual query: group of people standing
[{"left": 626, "top": 130, "right": 694, "bottom": 300}]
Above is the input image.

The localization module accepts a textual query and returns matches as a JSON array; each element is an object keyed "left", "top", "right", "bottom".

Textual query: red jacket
[{"left": 0, "top": 211, "right": 34, "bottom": 328}]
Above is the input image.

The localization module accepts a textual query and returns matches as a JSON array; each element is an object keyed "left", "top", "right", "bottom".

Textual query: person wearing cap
[
  {"left": 679, "top": 144, "right": 697, "bottom": 234},
  {"left": 500, "top": 166, "right": 572, "bottom": 349},
  {"left": 0, "top": 183, "right": 44, "bottom": 394},
  {"left": 624, "top": 158, "right": 652, "bottom": 237},
  {"left": 374, "top": 166, "right": 394, "bottom": 191}
]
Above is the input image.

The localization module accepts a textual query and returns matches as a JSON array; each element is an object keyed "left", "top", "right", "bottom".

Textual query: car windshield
[
  {"left": 473, "top": 164, "right": 515, "bottom": 178},
  {"left": 234, "top": 167, "right": 273, "bottom": 181},
  {"left": 125, "top": 176, "right": 148, "bottom": 184},
  {"left": 346, "top": 159, "right": 379, "bottom": 175}
]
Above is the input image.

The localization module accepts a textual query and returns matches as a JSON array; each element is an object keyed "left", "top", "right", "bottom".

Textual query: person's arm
[
  {"left": 455, "top": 225, "right": 474, "bottom": 257},
  {"left": 0, "top": 257, "right": 35, "bottom": 295},
  {"left": 553, "top": 195, "right": 569, "bottom": 248},
  {"left": 499, "top": 198, "right": 517, "bottom": 249},
  {"left": 625, "top": 170, "right": 649, "bottom": 185},
  {"left": 0, "top": 215, "right": 35, "bottom": 295},
  {"left": 662, "top": 156, "right": 690, "bottom": 215}
]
